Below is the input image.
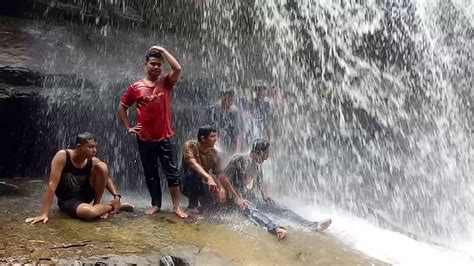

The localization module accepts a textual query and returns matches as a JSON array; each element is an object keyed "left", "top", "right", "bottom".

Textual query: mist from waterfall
[
  {"left": 193, "top": 0, "right": 473, "bottom": 245},
  {"left": 22, "top": 0, "right": 473, "bottom": 261}
]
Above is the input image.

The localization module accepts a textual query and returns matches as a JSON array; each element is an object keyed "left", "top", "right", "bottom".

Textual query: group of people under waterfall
[{"left": 26, "top": 46, "right": 331, "bottom": 240}]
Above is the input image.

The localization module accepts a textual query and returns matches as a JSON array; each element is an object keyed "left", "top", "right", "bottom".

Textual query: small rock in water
[
  {"left": 159, "top": 255, "right": 189, "bottom": 266},
  {"left": 297, "top": 251, "right": 312, "bottom": 262}
]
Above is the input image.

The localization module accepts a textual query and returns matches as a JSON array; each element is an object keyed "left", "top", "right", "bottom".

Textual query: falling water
[
  {"left": 178, "top": 0, "right": 473, "bottom": 245},
  {"left": 190, "top": 0, "right": 474, "bottom": 260},
  {"left": 255, "top": 0, "right": 474, "bottom": 245},
  {"left": 9, "top": 0, "right": 473, "bottom": 263}
]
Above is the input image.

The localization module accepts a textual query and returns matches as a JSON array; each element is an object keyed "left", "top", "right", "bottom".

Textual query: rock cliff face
[
  {"left": 0, "top": 4, "right": 389, "bottom": 179},
  {"left": 0, "top": 13, "right": 213, "bottom": 179},
  {"left": 0, "top": 64, "right": 99, "bottom": 177},
  {"left": 0, "top": 0, "right": 143, "bottom": 28},
  {"left": 0, "top": 69, "right": 45, "bottom": 176}
]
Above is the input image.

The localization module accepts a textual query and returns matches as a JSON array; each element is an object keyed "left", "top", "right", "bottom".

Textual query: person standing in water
[
  {"left": 238, "top": 81, "right": 274, "bottom": 148},
  {"left": 206, "top": 89, "right": 243, "bottom": 160},
  {"left": 26, "top": 132, "right": 133, "bottom": 224},
  {"left": 118, "top": 46, "right": 187, "bottom": 218}
]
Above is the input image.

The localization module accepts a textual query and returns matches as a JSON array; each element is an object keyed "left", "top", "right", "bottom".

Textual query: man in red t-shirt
[{"left": 118, "top": 46, "right": 187, "bottom": 218}]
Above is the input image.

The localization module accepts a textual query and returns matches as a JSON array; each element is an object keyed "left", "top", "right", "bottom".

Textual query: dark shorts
[{"left": 57, "top": 190, "right": 94, "bottom": 219}]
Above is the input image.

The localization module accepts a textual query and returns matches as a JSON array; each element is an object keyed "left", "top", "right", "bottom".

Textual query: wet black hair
[
  {"left": 220, "top": 90, "right": 235, "bottom": 97},
  {"left": 251, "top": 139, "right": 270, "bottom": 153},
  {"left": 145, "top": 50, "right": 164, "bottom": 62},
  {"left": 76, "top": 132, "right": 96, "bottom": 145},
  {"left": 251, "top": 80, "right": 268, "bottom": 91},
  {"left": 197, "top": 125, "right": 217, "bottom": 141}
]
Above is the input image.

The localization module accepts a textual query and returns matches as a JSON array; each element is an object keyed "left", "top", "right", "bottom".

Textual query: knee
[
  {"left": 93, "top": 162, "right": 109, "bottom": 175},
  {"left": 90, "top": 162, "right": 109, "bottom": 189},
  {"left": 92, "top": 162, "right": 108, "bottom": 180},
  {"left": 167, "top": 175, "right": 180, "bottom": 187}
]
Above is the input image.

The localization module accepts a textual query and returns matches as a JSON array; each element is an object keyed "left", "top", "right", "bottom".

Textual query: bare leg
[
  {"left": 88, "top": 162, "right": 129, "bottom": 216},
  {"left": 105, "top": 175, "right": 135, "bottom": 214},
  {"left": 89, "top": 161, "right": 108, "bottom": 205},
  {"left": 169, "top": 186, "right": 188, "bottom": 219},
  {"left": 120, "top": 203, "right": 134, "bottom": 212},
  {"left": 76, "top": 203, "right": 113, "bottom": 219}
]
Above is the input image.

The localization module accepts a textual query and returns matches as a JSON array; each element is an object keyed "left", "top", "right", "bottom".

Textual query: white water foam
[{"left": 282, "top": 197, "right": 474, "bottom": 266}]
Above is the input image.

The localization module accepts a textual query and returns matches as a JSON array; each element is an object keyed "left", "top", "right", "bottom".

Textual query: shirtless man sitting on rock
[{"left": 26, "top": 132, "right": 133, "bottom": 224}]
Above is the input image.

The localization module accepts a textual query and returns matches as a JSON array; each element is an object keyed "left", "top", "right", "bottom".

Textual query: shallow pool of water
[{"left": 0, "top": 178, "right": 383, "bottom": 265}]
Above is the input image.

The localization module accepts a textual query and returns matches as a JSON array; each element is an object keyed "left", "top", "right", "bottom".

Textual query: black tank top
[{"left": 55, "top": 150, "right": 93, "bottom": 200}]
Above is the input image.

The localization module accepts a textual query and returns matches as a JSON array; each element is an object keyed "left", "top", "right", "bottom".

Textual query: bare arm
[
  {"left": 118, "top": 104, "right": 141, "bottom": 134},
  {"left": 106, "top": 177, "right": 119, "bottom": 197},
  {"left": 25, "top": 150, "right": 66, "bottom": 224},
  {"left": 218, "top": 173, "right": 251, "bottom": 210},
  {"left": 234, "top": 108, "right": 244, "bottom": 153},
  {"left": 186, "top": 157, "right": 219, "bottom": 194},
  {"left": 186, "top": 157, "right": 215, "bottom": 184},
  {"left": 234, "top": 134, "right": 243, "bottom": 154},
  {"left": 149, "top": 46, "right": 182, "bottom": 82},
  {"left": 257, "top": 175, "right": 276, "bottom": 204},
  {"left": 118, "top": 104, "right": 132, "bottom": 131},
  {"left": 218, "top": 173, "right": 240, "bottom": 200}
]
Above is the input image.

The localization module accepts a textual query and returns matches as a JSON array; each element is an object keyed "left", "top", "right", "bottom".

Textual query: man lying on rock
[
  {"left": 26, "top": 132, "right": 133, "bottom": 224},
  {"left": 218, "top": 139, "right": 332, "bottom": 240}
]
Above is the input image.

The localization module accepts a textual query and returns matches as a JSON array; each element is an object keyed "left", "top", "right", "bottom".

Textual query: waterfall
[
  {"left": 13, "top": 0, "right": 472, "bottom": 248},
  {"left": 192, "top": 0, "right": 473, "bottom": 244}
]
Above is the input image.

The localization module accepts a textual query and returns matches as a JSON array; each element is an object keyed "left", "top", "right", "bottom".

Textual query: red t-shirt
[{"left": 120, "top": 75, "right": 175, "bottom": 141}]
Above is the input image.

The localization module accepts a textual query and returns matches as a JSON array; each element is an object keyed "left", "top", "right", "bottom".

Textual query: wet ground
[{"left": 0, "top": 178, "right": 385, "bottom": 265}]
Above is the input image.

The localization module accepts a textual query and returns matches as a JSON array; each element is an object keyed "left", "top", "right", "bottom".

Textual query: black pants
[
  {"left": 243, "top": 204, "right": 279, "bottom": 234},
  {"left": 137, "top": 136, "right": 180, "bottom": 208},
  {"left": 181, "top": 170, "right": 214, "bottom": 209},
  {"left": 243, "top": 202, "right": 318, "bottom": 235},
  {"left": 255, "top": 202, "right": 316, "bottom": 228}
]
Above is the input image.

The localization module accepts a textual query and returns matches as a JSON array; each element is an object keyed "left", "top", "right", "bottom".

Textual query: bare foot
[
  {"left": 187, "top": 207, "right": 200, "bottom": 215},
  {"left": 120, "top": 203, "right": 134, "bottom": 212},
  {"left": 110, "top": 198, "right": 121, "bottom": 214},
  {"left": 275, "top": 227, "right": 287, "bottom": 240},
  {"left": 173, "top": 207, "right": 188, "bottom": 219},
  {"left": 315, "top": 218, "right": 332, "bottom": 232},
  {"left": 100, "top": 213, "right": 109, "bottom": 219},
  {"left": 145, "top": 206, "right": 160, "bottom": 215}
]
